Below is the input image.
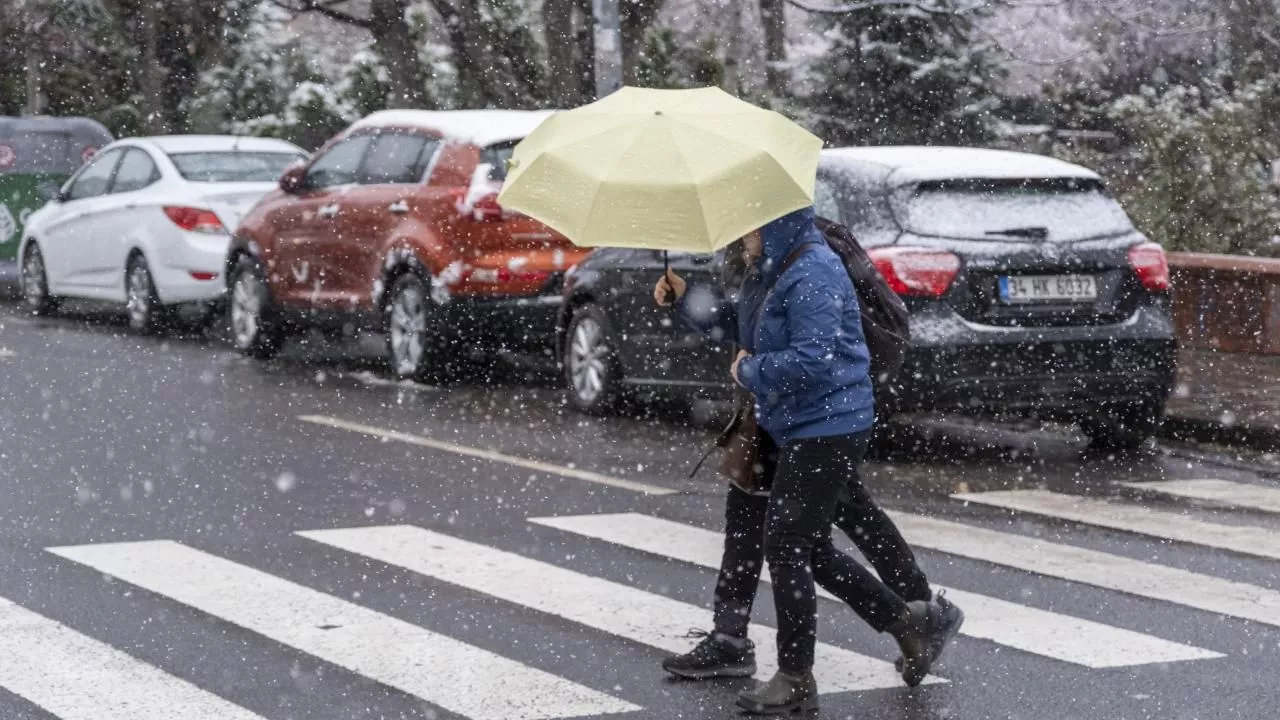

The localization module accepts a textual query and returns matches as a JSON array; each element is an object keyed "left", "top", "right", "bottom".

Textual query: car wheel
[
  {"left": 125, "top": 255, "right": 169, "bottom": 334},
  {"left": 385, "top": 273, "right": 437, "bottom": 380},
  {"left": 20, "top": 244, "right": 57, "bottom": 316},
  {"left": 1080, "top": 402, "right": 1164, "bottom": 451},
  {"left": 564, "top": 304, "right": 623, "bottom": 415},
  {"left": 229, "top": 256, "right": 284, "bottom": 359}
]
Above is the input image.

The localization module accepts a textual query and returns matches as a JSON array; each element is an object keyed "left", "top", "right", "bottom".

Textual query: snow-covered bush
[{"left": 1053, "top": 75, "right": 1280, "bottom": 255}]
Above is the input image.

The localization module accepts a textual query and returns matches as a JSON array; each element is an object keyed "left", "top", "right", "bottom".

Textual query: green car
[{"left": 0, "top": 116, "right": 113, "bottom": 291}]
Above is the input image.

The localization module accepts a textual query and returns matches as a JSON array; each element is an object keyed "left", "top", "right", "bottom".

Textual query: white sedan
[{"left": 18, "top": 135, "right": 307, "bottom": 332}]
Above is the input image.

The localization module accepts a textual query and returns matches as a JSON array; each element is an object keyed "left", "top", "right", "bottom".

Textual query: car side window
[
  {"left": 481, "top": 142, "right": 517, "bottom": 181},
  {"left": 814, "top": 175, "right": 842, "bottom": 223},
  {"left": 305, "top": 135, "right": 373, "bottom": 189},
  {"left": 65, "top": 148, "right": 124, "bottom": 201},
  {"left": 361, "top": 132, "right": 436, "bottom": 185},
  {"left": 110, "top": 149, "right": 159, "bottom": 194}
]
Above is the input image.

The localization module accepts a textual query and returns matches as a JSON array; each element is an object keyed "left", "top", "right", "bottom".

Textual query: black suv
[{"left": 555, "top": 147, "right": 1177, "bottom": 450}]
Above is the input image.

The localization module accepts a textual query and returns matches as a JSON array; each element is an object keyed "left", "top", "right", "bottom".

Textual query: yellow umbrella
[{"left": 497, "top": 86, "right": 822, "bottom": 254}]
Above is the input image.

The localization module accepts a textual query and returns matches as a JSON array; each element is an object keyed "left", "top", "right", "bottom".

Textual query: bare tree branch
[
  {"left": 269, "top": 0, "right": 370, "bottom": 28},
  {"left": 785, "top": 0, "right": 954, "bottom": 13}
]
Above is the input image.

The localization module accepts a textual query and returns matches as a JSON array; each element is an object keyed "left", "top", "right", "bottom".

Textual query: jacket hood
[{"left": 758, "top": 206, "right": 818, "bottom": 273}]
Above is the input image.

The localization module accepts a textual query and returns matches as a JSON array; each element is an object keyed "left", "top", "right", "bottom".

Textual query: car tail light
[
  {"left": 868, "top": 247, "right": 961, "bottom": 297},
  {"left": 163, "top": 206, "right": 226, "bottom": 234},
  {"left": 462, "top": 267, "right": 553, "bottom": 285},
  {"left": 1128, "top": 242, "right": 1170, "bottom": 291},
  {"left": 188, "top": 271, "right": 218, "bottom": 281}
]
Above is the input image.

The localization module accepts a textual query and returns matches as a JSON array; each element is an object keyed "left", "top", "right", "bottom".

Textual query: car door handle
[
  {"left": 317, "top": 203, "right": 339, "bottom": 219},
  {"left": 388, "top": 200, "right": 409, "bottom": 214}
]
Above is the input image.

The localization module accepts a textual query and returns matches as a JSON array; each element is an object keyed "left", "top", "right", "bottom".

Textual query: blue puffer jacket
[{"left": 677, "top": 207, "right": 875, "bottom": 445}]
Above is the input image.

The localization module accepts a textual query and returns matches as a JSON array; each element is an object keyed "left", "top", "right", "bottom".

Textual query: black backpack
[{"left": 814, "top": 216, "right": 910, "bottom": 380}]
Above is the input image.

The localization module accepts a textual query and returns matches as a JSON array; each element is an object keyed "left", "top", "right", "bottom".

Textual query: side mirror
[
  {"left": 37, "top": 182, "right": 63, "bottom": 203},
  {"left": 456, "top": 163, "right": 508, "bottom": 221},
  {"left": 279, "top": 163, "right": 307, "bottom": 194}
]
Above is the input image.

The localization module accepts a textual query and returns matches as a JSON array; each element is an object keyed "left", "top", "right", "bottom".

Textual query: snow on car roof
[
  {"left": 142, "top": 135, "right": 306, "bottom": 155},
  {"left": 349, "top": 110, "right": 558, "bottom": 147},
  {"left": 822, "top": 146, "right": 1100, "bottom": 185}
]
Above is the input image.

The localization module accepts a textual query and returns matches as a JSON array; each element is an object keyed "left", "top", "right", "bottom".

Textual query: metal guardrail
[{"left": 1169, "top": 252, "right": 1280, "bottom": 354}]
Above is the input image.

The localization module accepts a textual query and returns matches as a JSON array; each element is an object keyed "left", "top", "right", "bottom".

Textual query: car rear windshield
[
  {"left": 898, "top": 178, "right": 1135, "bottom": 242},
  {"left": 168, "top": 151, "right": 305, "bottom": 182}
]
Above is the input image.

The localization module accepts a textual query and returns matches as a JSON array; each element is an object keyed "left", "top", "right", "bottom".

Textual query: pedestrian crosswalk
[
  {"left": 6, "top": 477, "right": 1280, "bottom": 719},
  {"left": 1120, "top": 478, "right": 1280, "bottom": 514},
  {"left": 952, "top": 488, "right": 1280, "bottom": 561},
  {"left": 0, "top": 596, "right": 267, "bottom": 720},
  {"left": 49, "top": 540, "right": 639, "bottom": 720},
  {"left": 529, "top": 513, "right": 1223, "bottom": 668}
]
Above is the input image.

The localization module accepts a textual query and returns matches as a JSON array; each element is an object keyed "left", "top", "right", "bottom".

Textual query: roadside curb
[{"left": 1159, "top": 414, "right": 1280, "bottom": 454}]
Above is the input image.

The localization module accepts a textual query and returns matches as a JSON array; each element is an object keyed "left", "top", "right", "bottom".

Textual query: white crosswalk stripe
[
  {"left": 299, "top": 524, "right": 932, "bottom": 694},
  {"left": 47, "top": 540, "right": 638, "bottom": 720},
  {"left": 1120, "top": 479, "right": 1280, "bottom": 515},
  {"left": 952, "top": 489, "right": 1280, "bottom": 562},
  {"left": 889, "top": 511, "right": 1280, "bottom": 629},
  {"left": 530, "top": 512, "right": 1223, "bottom": 668},
  {"left": 0, "top": 595, "right": 267, "bottom": 720}
]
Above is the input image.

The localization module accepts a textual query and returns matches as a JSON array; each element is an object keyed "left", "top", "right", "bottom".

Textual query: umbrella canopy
[{"left": 497, "top": 86, "right": 822, "bottom": 253}]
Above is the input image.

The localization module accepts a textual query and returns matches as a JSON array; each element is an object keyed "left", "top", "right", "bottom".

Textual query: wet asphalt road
[{"left": 1, "top": 300, "right": 1279, "bottom": 720}]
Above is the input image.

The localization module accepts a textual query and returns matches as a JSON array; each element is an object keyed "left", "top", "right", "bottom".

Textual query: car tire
[
  {"left": 564, "top": 304, "right": 624, "bottom": 415},
  {"left": 20, "top": 244, "right": 57, "bottom": 316},
  {"left": 1080, "top": 402, "right": 1164, "bottom": 451},
  {"left": 125, "top": 255, "right": 170, "bottom": 334},
  {"left": 228, "top": 256, "right": 284, "bottom": 359},
  {"left": 385, "top": 272, "right": 438, "bottom": 380}
]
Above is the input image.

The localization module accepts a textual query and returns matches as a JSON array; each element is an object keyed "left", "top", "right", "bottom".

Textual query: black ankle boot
[
  {"left": 736, "top": 670, "right": 818, "bottom": 715},
  {"left": 888, "top": 600, "right": 934, "bottom": 687},
  {"left": 894, "top": 590, "right": 964, "bottom": 673}
]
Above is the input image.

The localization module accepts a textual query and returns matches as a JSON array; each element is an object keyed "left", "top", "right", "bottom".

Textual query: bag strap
[{"left": 749, "top": 242, "right": 818, "bottom": 348}]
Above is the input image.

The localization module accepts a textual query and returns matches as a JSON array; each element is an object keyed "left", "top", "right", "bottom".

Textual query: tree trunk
[
  {"left": 723, "top": 1, "right": 746, "bottom": 95},
  {"left": 24, "top": 44, "right": 43, "bottom": 115},
  {"left": 574, "top": 0, "right": 595, "bottom": 101},
  {"left": 759, "top": 0, "right": 786, "bottom": 94},
  {"left": 371, "top": 0, "right": 432, "bottom": 108},
  {"left": 432, "top": 0, "right": 497, "bottom": 106},
  {"left": 136, "top": 1, "right": 169, "bottom": 133},
  {"left": 544, "top": 0, "right": 579, "bottom": 106},
  {"left": 619, "top": 0, "right": 665, "bottom": 84}
]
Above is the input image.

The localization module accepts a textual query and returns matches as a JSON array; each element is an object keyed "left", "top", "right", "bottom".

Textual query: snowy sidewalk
[{"left": 1163, "top": 348, "right": 1280, "bottom": 451}]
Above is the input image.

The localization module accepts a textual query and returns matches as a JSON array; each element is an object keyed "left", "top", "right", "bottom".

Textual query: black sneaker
[
  {"left": 894, "top": 591, "right": 965, "bottom": 674},
  {"left": 662, "top": 629, "right": 756, "bottom": 680}
]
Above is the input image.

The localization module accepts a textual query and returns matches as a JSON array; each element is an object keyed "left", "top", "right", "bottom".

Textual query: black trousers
[{"left": 711, "top": 431, "right": 931, "bottom": 672}]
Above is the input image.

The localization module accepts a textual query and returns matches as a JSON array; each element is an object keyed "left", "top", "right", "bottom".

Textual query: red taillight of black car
[
  {"left": 868, "top": 247, "right": 961, "bottom": 297},
  {"left": 1128, "top": 242, "right": 1170, "bottom": 291}
]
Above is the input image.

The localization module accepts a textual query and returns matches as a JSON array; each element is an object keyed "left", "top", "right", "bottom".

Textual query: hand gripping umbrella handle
[{"left": 662, "top": 250, "right": 675, "bottom": 307}]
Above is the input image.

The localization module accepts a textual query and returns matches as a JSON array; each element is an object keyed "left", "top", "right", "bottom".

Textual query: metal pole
[{"left": 592, "top": 0, "right": 623, "bottom": 99}]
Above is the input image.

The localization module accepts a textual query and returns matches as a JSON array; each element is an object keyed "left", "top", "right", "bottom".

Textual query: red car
[{"left": 226, "top": 110, "right": 588, "bottom": 378}]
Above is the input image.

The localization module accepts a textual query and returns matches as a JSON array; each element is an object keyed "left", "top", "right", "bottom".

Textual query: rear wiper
[{"left": 985, "top": 226, "right": 1049, "bottom": 239}]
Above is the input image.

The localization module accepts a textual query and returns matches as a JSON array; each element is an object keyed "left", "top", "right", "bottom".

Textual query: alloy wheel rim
[
  {"left": 230, "top": 272, "right": 262, "bottom": 349},
  {"left": 21, "top": 251, "right": 46, "bottom": 309},
  {"left": 389, "top": 284, "right": 427, "bottom": 376},
  {"left": 569, "top": 318, "right": 608, "bottom": 403},
  {"left": 126, "top": 263, "right": 152, "bottom": 327}
]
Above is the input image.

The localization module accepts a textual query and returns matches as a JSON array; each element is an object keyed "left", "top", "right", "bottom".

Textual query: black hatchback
[{"left": 555, "top": 147, "right": 1177, "bottom": 449}]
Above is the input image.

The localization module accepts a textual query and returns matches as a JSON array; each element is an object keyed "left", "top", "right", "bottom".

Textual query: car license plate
[{"left": 998, "top": 274, "right": 1097, "bottom": 303}]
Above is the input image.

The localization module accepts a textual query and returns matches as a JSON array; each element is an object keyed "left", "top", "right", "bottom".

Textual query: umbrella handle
[{"left": 662, "top": 250, "right": 675, "bottom": 307}]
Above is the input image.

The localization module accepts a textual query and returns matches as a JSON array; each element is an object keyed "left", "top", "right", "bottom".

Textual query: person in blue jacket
[{"left": 655, "top": 207, "right": 962, "bottom": 714}]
